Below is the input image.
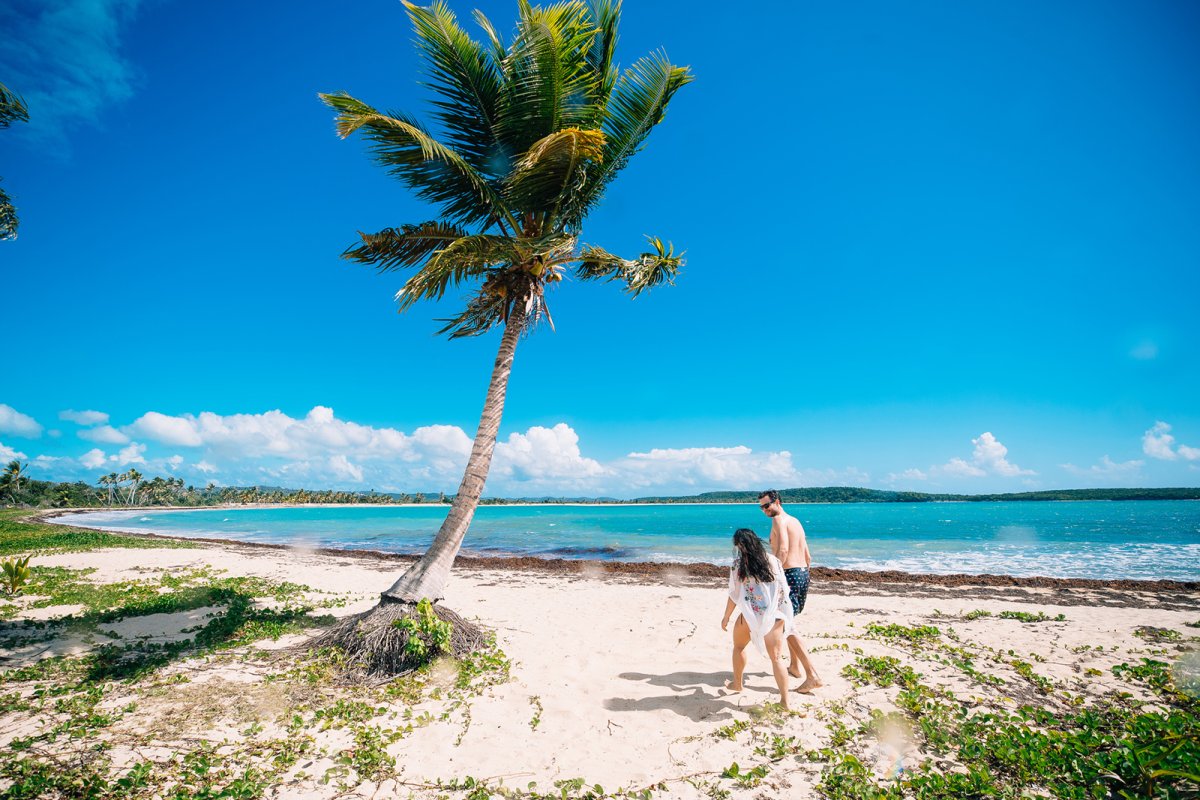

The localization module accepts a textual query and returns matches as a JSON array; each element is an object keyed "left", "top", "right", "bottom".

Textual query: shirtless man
[{"left": 759, "top": 489, "right": 823, "bottom": 692}]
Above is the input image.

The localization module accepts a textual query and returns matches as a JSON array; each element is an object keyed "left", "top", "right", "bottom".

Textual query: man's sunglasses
[{"left": 759, "top": 501, "right": 772, "bottom": 509}]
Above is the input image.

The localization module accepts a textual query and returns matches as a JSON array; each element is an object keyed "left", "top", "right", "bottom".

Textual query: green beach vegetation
[{"left": 310, "top": 0, "right": 691, "bottom": 675}]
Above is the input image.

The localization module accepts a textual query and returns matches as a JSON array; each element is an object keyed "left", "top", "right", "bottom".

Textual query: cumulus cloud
[
  {"left": 0, "top": 442, "right": 28, "bottom": 462},
  {"left": 929, "top": 432, "right": 1034, "bottom": 478},
  {"left": 619, "top": 445, "right": 803, "bottom": 490},
  {"left": 35, "top": 404, "right": 878, "bottom": 496},
  {"left": 77, "top": 443, "right": 147, "bottom": 470},
  {"left": 1142, "top": 421, "right": 1199, "bottom": 461},
  {"left": 969, "top": 432, "right": 1034, "bottom": 477},
  {"left": 126, "top": 411, "right": 204, "bottom": 447},
  {"left": 885, "top": 468, "right": 928, "bottom": 484},
  {"left": 1061, "top": 456, "right": 1144, "bottom": 479},
  {"left": 492, "top": 424, "right": 608, "bottom": 490},
  {"left": 1, "top": 0, "right": 147, "bottom": 151},
  {"left": 60, "top": 409, "right": 109, "bottom": 425},
  {"left": 80, "top": 448, "right": 107, "bottom": 469},
  {"left": 328, "top": 454, "right": 364, "bottom": 483},
  {"left": 0, "top": 404, "right": 43, "bottom": 438},
  {"left": 78, "top": 425, "right": 130, "bottom": 445}
]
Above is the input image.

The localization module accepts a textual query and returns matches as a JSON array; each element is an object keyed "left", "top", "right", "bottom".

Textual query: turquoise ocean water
[{"left": 61, "top": 501, "right": 1200, "bottom": 581}]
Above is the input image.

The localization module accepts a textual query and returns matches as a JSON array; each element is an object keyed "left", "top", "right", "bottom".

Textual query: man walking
[{"left": 759, "top": 489, "right": 823, "bottom": 692}]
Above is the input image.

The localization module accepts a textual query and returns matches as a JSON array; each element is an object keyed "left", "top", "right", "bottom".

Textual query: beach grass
[
  {"left": 0, "top": 533, "right": 1196, "bottom": 798},
  {"left": 0, "top": 508, "right": 195, "bottom": 556}
]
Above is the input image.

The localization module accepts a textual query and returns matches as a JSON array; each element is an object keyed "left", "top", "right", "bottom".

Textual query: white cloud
[
  {"left": 78, "top": 425, "right": 130, "bottom": 445},
  {"left": 492, "top": 424, "right": 608, "bottom": 490},
  {"left": 77, "top": 443, "right": 146, "bottom": 470},
  {"left": 30, "top": 403, "right": 883, "bottom": 495},
  {"left": 969, "top": 432, "right": 1034, "bottom": 477},
  {"left": 930, "top": 432, "right": 1034, "bottom": 479},
  {"left": 60, "top": 409, "right": 109, "bottom": 425},
  {"left": 1061, "top": 456, "right": 1144, "bottom": 479},
  {"left": 115, "top": 443, "right": 146, "bottom": 465},
  {"left": 1143, "top": 421, "right": 1199, "bottom": 461},
  {"left": 619, "top": 445, "right": 802, "bottom": 490},
  {"left": 885, "top": 468, "right": 928, "bottom": 484},
  {"left": 328, "top": 454, "right": 364, "bottom": 483},
  {"left": 80, "top": 448, "right": 107, "bottom": 469},
  {"left": 939, "top": 457, "right": 987, "bottom": 478},
  {"left": 0, "top": 442, "right": 28, "bottom": 462},
  {"left": 126, "top": 411, "right": 204, "bottom": 446},
  {"left": 0, "top": 404, "right": 43, "bottom": 438}
]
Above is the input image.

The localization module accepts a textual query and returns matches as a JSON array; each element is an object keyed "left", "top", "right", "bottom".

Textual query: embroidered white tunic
[{"left": 728, "top": 553, "right": 796, "bottom": 655}]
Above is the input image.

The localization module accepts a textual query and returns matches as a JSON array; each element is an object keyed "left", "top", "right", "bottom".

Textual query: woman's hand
[{"left": 721, "top": 615, "right": 731, "bottom": 631}]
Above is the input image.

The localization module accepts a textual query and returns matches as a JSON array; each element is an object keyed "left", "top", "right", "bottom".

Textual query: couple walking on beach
[{"left": 721, "top": 490, "right": 822, "bottom": 710}]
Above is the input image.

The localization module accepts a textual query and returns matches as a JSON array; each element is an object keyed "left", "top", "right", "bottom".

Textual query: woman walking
[{"left": 721, "top": 528, "right": 795, "bottom": 709}]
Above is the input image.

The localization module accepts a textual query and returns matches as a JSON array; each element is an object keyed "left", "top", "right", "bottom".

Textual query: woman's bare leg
[
  {"left": 727, "top": 616, "right": 751, "bottom": 692},
  {"left": 764, "top": 621, "right": 791, "bottom": 710}
]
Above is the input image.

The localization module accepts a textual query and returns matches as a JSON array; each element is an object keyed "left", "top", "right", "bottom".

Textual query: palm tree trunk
[{"left": 382, "top": 303, "right": 526, "bottom": 603}]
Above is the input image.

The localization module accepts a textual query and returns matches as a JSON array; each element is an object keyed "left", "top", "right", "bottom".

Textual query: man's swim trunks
[{"left": 785, "top": 567, "right": 810, "bottom": 615}]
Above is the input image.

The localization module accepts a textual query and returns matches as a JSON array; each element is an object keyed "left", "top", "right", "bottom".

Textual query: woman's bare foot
[
  {"left": 795, "top": 676, "right": 824, "bottom": 693},
  {"left": 787, "top": 665, "right": 803, "bottom": 679},
  {"left": 723, "top": 679, "right": 743, "bottom": 694}
]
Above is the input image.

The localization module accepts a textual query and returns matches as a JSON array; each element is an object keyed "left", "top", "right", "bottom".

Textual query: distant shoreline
[{"left": 40, "top": 508, "right": 1200, "bottom": 596}]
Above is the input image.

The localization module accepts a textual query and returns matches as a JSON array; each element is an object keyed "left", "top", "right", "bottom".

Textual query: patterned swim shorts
[{"left": 784, "top": 567, "right": 810, "bottom": 615}]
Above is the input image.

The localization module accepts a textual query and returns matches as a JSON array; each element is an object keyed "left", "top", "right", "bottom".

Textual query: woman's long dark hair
[{"left": 733, "top": 528, "right": 774, "bottom": 583}]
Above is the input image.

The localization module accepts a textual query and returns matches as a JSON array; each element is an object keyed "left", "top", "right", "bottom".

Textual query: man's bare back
[{"left": 768, "top": 511, "right": 810, "bottom": 570}]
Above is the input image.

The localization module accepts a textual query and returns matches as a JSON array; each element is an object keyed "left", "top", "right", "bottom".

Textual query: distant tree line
[
  {"left": 3, "top": 463, "right": 1196, "bottom": 509},
  {"left": 0, "top": 461, "right": 449, "bottom": 509},
  {"left": 628, "top": 486, "right": 1200, "bottom": 503}
]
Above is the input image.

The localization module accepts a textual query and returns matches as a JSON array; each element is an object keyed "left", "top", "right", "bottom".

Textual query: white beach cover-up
[{"left": 728, "top": 553, "right": 796, "bottom": 655}]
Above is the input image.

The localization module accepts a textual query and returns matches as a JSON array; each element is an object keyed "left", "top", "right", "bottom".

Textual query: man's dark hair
[{"left": 758, "top": 489, "right": 780, "bottom": 504}]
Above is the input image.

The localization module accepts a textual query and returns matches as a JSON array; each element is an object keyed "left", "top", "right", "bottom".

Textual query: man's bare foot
[
  {"left": 723, "top": 679, "right": 743, "bottom": 694},
  {"left": 787, "top": 665, "right": 803, "bottom": 679},
  {"left": 795, "top": 677, "right": 824, "bottom": 693}
]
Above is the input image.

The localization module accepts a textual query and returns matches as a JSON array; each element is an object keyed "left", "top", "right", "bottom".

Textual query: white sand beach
[{"left": 2, "top": 525, "right": 1197, "bottom": 799}]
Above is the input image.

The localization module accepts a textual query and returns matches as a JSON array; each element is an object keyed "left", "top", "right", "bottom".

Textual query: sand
[{"left": 2, "top": 528, "right": 1198, "bottom": 798}]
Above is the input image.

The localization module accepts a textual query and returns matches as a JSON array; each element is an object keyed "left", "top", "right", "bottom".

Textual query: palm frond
[
  {"left": 319, "top": 92, "right": 519, "bottom": 230},
  {"left": 472, "top": 10, "right": 510, "bottom": 84},
  {"left": 576, "top": 235, "right": 683, "bottom": 296},
  {"left": 0, "top": 184, "right": 18, "bottom": 241},
  {"left": 405, "top": 2, "right": 506, "bottom": 177},
  {"left": 396, "top": 234, "right": 517, "bottom": 312},
  {"left": 0, "top": 83, "right": 29, "bottom": 129},
  {"left": 505, "top": 127, "right": 605, "bottom": 219},
  {"left": 585, "top": 0, "right": 620, "bottom": 109},
  {"left": 572, "top": 51, "right": 692, "bottom": 226},
  {"left": 496, "top": 1, "right": 602, "bottom": 158},
  {"left": 343, "top": 221, "right": 468, "bottom": 273}
]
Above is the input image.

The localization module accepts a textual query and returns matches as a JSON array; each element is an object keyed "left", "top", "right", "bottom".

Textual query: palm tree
[
  {"left": 126, "top": 468, "right": 143, "bottom": 505},
  {"left": 316, "top": 0, "right": 690, "bottom": 674},
  {"left": 0, "top": 83, "right": 29, "bottom": 241},
  {"left": 1, "top": 460, "right": 27, "bottom": 499}
]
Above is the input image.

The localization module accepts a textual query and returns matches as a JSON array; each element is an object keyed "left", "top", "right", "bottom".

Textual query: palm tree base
[{"left": 309, "top": 595, "right": 486, "bottom": 678}]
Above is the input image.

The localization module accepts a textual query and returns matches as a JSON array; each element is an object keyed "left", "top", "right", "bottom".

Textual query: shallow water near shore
[{"left": 60, "top": 500, "right": 1200, "bottom": 581}]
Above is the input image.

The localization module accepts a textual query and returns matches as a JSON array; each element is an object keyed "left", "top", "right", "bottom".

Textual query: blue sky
[{"left": 1, "top": 0, "right": 1198, "bottom": 497}]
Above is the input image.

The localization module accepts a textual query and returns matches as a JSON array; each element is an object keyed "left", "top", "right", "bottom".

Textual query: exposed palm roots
[{"left": 309, "top": 598, "right": 486, "bottom": 679}]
